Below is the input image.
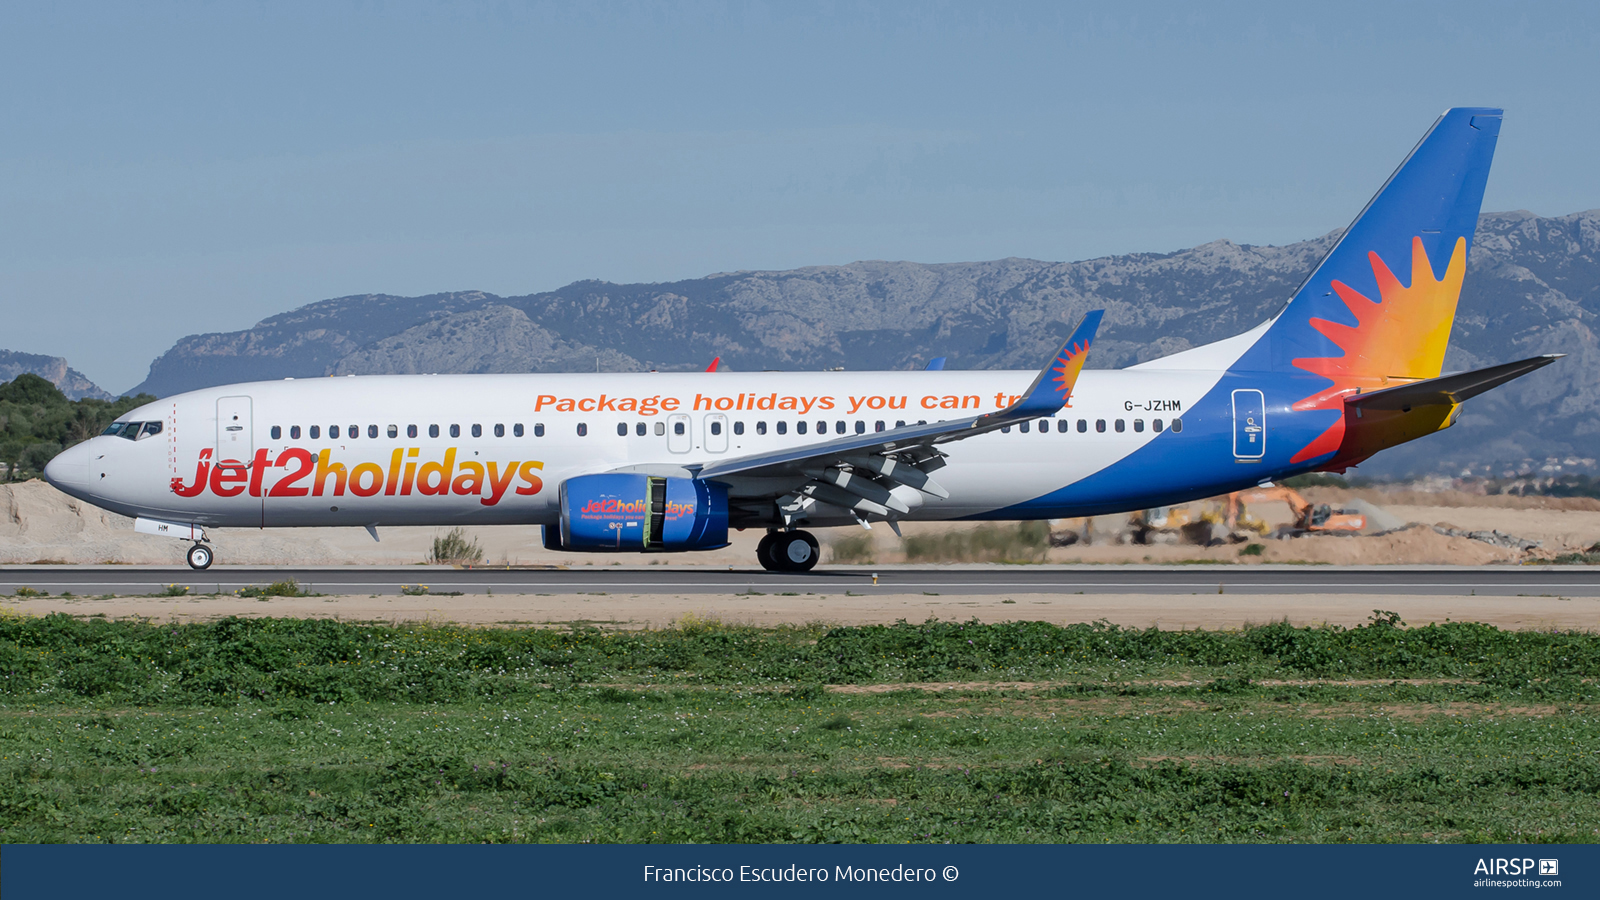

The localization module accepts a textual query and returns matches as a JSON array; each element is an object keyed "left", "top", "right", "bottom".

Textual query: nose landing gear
[
  {"left": 757, "top": 530, "right": 819, "bottom": 572},
  {"left": 186, "top": 543, "right": 213, "bottom": 570}
]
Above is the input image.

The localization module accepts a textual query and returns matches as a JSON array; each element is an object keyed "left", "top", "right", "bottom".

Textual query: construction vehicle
[
  {"left": 1127, "top": 506, "right": 1197, "bottom": 544},
  {"left": 1225, "top": 487, "right": 1366, "bottom": 538}
]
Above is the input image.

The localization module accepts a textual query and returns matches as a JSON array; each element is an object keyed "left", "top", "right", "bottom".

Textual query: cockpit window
[{"left": 104, "top": 421, "right": 155, "bottom": 440}]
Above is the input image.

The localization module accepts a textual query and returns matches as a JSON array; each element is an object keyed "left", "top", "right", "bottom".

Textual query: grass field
[{"left": 0, "top": 610, "right": 1597, "bottom": 843}]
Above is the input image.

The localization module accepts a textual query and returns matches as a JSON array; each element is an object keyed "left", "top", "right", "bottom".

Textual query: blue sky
[{"left": 2, "top": 2, "right": 1597, "bottom": 392}]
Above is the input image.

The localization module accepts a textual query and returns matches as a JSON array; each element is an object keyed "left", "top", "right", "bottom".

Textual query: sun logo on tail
[{"left": 1289, "top": 235, "right": 1468, "bottom": 462}]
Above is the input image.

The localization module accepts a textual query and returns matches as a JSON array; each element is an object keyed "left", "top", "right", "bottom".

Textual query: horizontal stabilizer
[{"left": 1347, "top": 354, "right": 1562, "bottom": 412}]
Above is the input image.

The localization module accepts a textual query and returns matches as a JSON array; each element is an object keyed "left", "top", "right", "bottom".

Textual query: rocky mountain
[
  {"left": 128, "top": 210, "right": 1600, "bottom": 478},
  {"left": 0, "top": 350, "right": 114, "bottom": 400}
]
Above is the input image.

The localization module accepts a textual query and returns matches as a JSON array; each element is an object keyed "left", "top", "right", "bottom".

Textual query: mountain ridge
[
  {"left": 0, "top": 350, "right": 114, "bottom": 401},
  {"left": 123, "top": 210, "right": 1600, "bottom": 478}
]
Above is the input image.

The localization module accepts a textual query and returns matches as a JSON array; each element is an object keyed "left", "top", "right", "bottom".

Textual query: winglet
[
  {"left": 706, "top": 356, "right": 721, "bottom": 372},
  {"left": 1010, "top": 310, "right": 1104, "bottom": 417},
  {"left": 924, "top": 356, "right": 947, "bottom": 371}
]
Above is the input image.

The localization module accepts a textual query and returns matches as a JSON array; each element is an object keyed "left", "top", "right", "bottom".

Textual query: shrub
[
  {"left": 427, "top": 527, "right": 484, "bottom": 565},
  {"left": 829, "top": 533, "right": 875, "bottom": 564},
  {"left": 903, "top": 521, "right": 1049, "bottom": 563}
]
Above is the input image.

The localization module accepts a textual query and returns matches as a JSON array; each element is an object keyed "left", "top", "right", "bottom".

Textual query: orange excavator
[{"left": 1225, "top": 486, "right": 1366, "bottom": 537}]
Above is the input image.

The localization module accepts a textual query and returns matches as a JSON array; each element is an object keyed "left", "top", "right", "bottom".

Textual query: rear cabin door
[{"left": 1231, "top": 389, "right": 1265, "bottom": 459}]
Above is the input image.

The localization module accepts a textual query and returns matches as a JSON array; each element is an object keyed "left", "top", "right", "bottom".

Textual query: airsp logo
[{"left": 1474, "top": 858, "right": 1552, "bottom": 876}]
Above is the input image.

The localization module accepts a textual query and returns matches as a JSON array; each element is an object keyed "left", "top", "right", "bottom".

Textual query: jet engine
[{"left": 552, "top": 473, "right": 729, "bottom": 552}]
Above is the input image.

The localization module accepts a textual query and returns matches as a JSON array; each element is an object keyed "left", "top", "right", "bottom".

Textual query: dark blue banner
[{"left": 3, "top": 843, "right": 1593, "bottom": 899}]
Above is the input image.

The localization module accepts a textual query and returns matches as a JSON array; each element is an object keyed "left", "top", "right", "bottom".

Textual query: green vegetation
[
  {"left": 0, "top": 613, "right": 1596, "bottom": 843},
  {"left": 0, "top": 374, "right": 154, "bottom": 481},
  {"left": 427, "top": 527, "right": 484, "bottom": 566},
  {"left": 1238, "top": 543, "right": 1265, "bottom": 557},
  {"left": 234, "top": 580, "right": 310, "bottom": 599},
  {"left": 903, "top": 521, "right": 1050, "bottom": 563}
]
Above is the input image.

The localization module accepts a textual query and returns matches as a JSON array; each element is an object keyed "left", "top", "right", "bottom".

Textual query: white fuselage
[{"left": 47, "top": 366, "right": 1229, "bottom": 531}]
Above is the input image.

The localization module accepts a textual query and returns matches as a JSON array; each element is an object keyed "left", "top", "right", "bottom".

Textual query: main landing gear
[
  {"left": 186, "top": 543, "right": 214, "bottom": 570},
  {"left": 757, "top": 530, "right": 819, "bottom": 573}
]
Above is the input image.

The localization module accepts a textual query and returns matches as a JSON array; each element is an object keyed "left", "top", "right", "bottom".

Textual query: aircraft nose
[{"left": 43, "top": 442, "right": 92, "bottom": 488}]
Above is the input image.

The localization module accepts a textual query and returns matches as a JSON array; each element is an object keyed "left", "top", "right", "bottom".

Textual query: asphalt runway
[{"left": 4, "top": 564, "right": 1600, "bottom": 597}]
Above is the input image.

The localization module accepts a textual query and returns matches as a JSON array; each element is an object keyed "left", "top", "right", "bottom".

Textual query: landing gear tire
[
  {"left": 186, "top": 543, "right": 213, "bottom": 571},
  {"left": 756, "top": 532, "right": 781, "bottom": 572},
  {"left": 767, "top": 530, "right": 819, "bottom": 572}
]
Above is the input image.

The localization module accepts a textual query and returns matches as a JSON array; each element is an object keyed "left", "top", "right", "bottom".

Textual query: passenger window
[
  {"left": 756, "top": 421, "right": 767, "bottom": 435},
  {"left": 636, "top": 422, "right": 646, "bottom": 436},
  {"left": 271, "top": 426, "right": 282, "bottom": 440},
  {"left": 1001, "top": 425, "right": 1011, "bottom": 433},
  {"left": 290, "top": 425, "right": 301, "bottom": 439},
  {"left": 1077, "top": 419, "right": 1088, "bottom": 433},
  {"left": 875, "top": 420, "right": 885, "bottom": 432},
  {"left": 673, "top": 422, "right": 685, "bottom": 436},
  {"left": 368, "top": 425, "right": 379, "bottom": 439},
  {"left": 1172, "top": 418, "right": 1183, "bottom": 433},
  {"left": 407, "top": 425, "right": 418, "bottom": 438},
  {"left": 710, "top": 421, "right": 722, "bottom": 435},
  {"left": 617, "top": 423, "right": 627, "bottom": 436},
  {"left": 796, "top": 421, "right": 807, "bottom": 435},
  {"left": 330, "top": 425, "right": 340, "bottom": 439},
  {"left": 514, "top": 424, "right": 524, "bottom": 437},
  {"left": 450, "top": 424, "right": 460, "bottom": 438},
  {"left": 1134, "top": 419, "right": 1145, "bottom": 433},
  {"left": 577, "top": 423, "right": 588, "bottom": 437},
  {"left": 1019, "top": 421, "right": 1030, "bottom": 433},
  {"left": 1057, "top": 419, "right": 1068, "bottom": 433},
  {"left": 471, "top": 424, "right": 482, "bottom": 438},
  {"left": 895, "top": 420, "right": 905, "bottom": 428},
  {"left": 1153, "top": 419, "right": 1164, "bottom": 433},
  {"left": 535, "top": 424, "right": 546, "bottom": 437},
  {"left": 1115, "top": 419, "right": 1125, "bottom": 433},
  {"left": 495, "top": 424, "right": 505, "bottom": 437},
  {"left": 652, "top": 422, "right": 662, "bottom": 436},
  {"left": 387, "top": 425, "right": 398, "bottom": 439},
  {"left": 1095, "top": 419, "right": 1106, "bottom": 433},
  {"left": 835, "top": 420, "right": 845, "bottom": 434},
  {"left": 733, "top": 421, "right": 744, "bottom": 435},
  {"left": 1037, "top": 419, "right": 1048, "bottom": 434},
  {"left": 777, "top": 421, "right": 788, "bottom": 435},
  {"left": 429, "top": 424, "right": 439, "bottom": 438},
  {"left": 310, "top": 425, "right": 320, "bottom": 439}
]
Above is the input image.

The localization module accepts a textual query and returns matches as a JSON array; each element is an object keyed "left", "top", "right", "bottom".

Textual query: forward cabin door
[
  {"left": 216, "top": 396, "right": 253, "bottom": 459},
  {"left": 214, "top": 395, "right": 263, "bottom": 526},
  {"left": 1231, "top": 389, "right": 1265, "bottom": 460}
]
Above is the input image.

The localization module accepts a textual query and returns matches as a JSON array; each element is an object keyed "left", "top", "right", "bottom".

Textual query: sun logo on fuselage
[{"left": 1288, "top": 235, "right": 1468, "bottom": 463}]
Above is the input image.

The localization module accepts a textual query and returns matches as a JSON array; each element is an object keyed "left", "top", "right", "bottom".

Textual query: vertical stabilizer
[{"left": 1265, "top": 108, "right": 1500, "bottom": 379}]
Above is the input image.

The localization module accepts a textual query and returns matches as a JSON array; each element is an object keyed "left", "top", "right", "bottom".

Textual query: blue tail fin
[{"left": 1264, "top": 108, "right": 1501, "bottom": 379}]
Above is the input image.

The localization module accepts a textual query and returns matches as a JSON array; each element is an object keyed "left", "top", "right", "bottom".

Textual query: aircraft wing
[
  {"left": 1346, "top": 354, "right": 1563, "bottom": 412},
  {"left": 693, "top": 311, "right": 1103, "bottom": 522}
]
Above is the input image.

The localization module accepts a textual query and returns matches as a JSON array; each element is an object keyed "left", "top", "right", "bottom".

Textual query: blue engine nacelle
[{"left": 555, "top": 474, "right": 729, "bottom": 552}]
